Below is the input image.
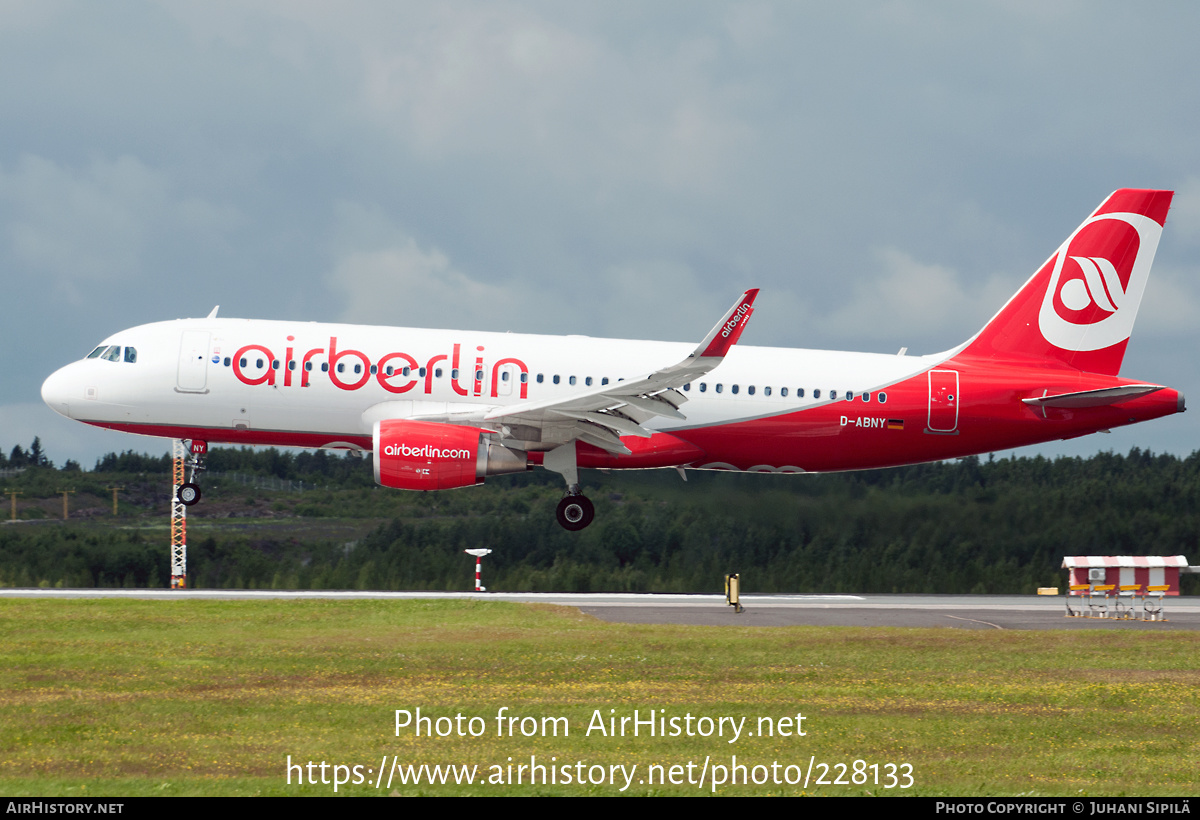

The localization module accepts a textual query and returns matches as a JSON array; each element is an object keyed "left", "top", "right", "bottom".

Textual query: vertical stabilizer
[{"left": 961, "top": 189, "right": 1172, "bottom": 376}]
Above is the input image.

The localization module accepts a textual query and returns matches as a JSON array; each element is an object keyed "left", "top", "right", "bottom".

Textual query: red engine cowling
[{"left": 373, "top": 420, "right": 527, "bottom": 490}]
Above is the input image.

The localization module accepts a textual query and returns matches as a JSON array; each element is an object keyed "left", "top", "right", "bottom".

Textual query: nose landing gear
[{"left": 175, "top": 440, "right": 207, "bottom": 507}]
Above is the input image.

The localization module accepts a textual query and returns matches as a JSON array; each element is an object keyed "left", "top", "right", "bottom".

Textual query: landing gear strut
[
  {"left": 175, "top": 440, "right": 207, "bottom": 507},
  {"left": 545, "top": 442, "right": 595, "bottom": 531}
]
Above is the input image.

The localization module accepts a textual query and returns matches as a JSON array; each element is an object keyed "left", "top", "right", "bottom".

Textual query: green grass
[{"left": 0, "top": 599, "right": 1196, "bottom": 796}]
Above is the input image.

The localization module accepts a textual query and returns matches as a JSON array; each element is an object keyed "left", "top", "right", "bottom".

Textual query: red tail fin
[{"left": 961, "top": 189, "right": 1172, "bottom": 376}]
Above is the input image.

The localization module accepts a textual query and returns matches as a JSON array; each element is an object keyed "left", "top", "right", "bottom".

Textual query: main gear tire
[{"left": 555, "top": 495, "right": 594, "bottom": 531}]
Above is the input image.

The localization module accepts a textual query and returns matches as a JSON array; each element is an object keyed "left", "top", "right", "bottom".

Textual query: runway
[{"left": 2, "top": 589, "right": 1197, "bottom": 630}]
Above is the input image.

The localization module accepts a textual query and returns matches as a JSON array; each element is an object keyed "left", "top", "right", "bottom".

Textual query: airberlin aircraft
[{"left": 42, "top": 189, "right": 1185, "bottom": 530}]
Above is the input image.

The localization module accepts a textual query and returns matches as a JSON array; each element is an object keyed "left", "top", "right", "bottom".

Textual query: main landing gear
[
  {"left": 545, "top": 442, "right": 595, "bottom": 531},
  {"left": 175, "top": 440, "right": 208, "bottom": 507}
]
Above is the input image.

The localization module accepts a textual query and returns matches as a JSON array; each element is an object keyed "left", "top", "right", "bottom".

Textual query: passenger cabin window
[
  {"left": 878, "top": 392, "right": 888, "bottom": 403},
  {"left": 813, "top": 389, "right": 821, "bottom": 399},
  {"left": 781, "top": 387, "right": 788, "bottom": 397}
]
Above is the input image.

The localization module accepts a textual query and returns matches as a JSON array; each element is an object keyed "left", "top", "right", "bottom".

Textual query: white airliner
[{"left": 42, "top": 189, "right": 1185, "bottom": 529}]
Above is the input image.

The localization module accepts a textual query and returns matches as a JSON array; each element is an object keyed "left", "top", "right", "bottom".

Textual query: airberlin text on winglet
[
  {"left": 721, "top": 301, "right": 754, "bottom": 339},
  {"left": 698, "top": 288, "right": 759, "bottom": 357}
]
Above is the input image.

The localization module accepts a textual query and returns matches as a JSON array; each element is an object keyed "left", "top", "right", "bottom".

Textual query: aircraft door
[
  {"left": 177, "top": 331, "right": 211, "bottom": 393},
  {"left": 927, "top": 369, "right": 959, "bottom": 433}
]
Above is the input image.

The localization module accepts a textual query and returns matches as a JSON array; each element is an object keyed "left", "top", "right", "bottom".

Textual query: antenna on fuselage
[{"left": 206, "top": 306, "right": 219, "bottom": 319}]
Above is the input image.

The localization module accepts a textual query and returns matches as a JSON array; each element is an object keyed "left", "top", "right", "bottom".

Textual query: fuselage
[{"left": 40, "top": 316, "right": 1183, "bottom": 473}]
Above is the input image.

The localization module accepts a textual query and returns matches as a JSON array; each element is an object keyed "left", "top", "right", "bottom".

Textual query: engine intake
[{"left": 372, "top": 420, "right": 527, "bottom": 490}]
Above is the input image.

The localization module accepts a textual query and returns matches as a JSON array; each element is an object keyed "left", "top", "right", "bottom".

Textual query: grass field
[{"left": 0, "top": 598, "right": 1196, "bottom": 796}]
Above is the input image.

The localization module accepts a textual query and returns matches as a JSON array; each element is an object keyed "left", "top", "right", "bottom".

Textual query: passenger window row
[
  {"left": 223, "top": 358, "right": 530, "bottom": 382},
  {"left": 683, "top": 383, "right": 887, "bottom": 403},
  {"left": 219, "top": 357, "right": 887, "bottom": 403}
]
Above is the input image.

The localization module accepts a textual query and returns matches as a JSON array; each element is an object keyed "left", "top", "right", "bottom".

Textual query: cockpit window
[
  {"left": 123, "top": 347, "right": 137, "bottom": 364},
  {"left": 87, "top": 346, "right": 106, "bottom": 359},
  {"left": 100, "top": 345, "right": 121, "bottom": 362}
]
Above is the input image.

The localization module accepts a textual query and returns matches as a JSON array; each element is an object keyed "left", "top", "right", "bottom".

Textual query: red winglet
[{"left": 697, "top": 289, "right": 759, "bottom": 358}]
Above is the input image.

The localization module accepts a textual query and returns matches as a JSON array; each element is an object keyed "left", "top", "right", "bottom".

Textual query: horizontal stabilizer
[{"left": 1022, "top": 385, "right": 1162, "bottom": 409}]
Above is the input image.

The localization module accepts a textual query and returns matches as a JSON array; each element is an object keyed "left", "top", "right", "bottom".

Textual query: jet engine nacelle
[{"left": 372, "top": 419, "right": 527, "bottom": 490}]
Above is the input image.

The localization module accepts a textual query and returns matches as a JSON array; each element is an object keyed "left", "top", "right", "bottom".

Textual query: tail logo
[
  {"left": 1059, "top": 256, "right": 1125, "bottom": 314},
  {"left": 1038, "top": 212, "right": 1162, "bottom": 352}
]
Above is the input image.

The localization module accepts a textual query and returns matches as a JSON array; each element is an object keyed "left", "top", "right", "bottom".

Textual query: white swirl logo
[
  {"left": 1059, "top": 256, "right": 1124, "bottom": 314},
  {"left": 1038, "top": 211, "right": 1162, "bottom": 352}
]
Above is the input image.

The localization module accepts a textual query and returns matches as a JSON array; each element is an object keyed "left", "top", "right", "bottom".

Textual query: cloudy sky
[{"left": 4, "top": 1, "right": 1200, "bottom": 468}]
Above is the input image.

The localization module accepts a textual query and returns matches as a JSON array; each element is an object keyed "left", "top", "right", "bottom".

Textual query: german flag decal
[{"left": 887, "top": 419, "right": 905, "bottom": 430}]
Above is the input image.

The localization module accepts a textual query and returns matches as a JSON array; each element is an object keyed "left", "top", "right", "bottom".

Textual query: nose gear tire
[{"left": 177, "top": 483, "right": 202, "bottom": 506}]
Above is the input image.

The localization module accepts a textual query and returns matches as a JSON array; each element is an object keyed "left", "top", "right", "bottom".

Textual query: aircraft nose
[{"left": 41, "top": 366, "right": 75, "bottom": 419}]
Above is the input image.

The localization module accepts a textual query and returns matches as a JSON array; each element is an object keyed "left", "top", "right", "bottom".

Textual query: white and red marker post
[{"left": 464, "top": 548, "right": 492, "bottom": 592}]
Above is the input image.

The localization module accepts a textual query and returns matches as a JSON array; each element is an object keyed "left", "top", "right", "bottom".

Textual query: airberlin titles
[
  {"left": 231, "top": 336, "right": 529, "bottom": 399},
  {"left": 382, "top": 442, "right": 473, "bottom": 460}
]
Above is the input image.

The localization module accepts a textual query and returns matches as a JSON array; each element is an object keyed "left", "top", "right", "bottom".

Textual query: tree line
[{"left": 0, "top": 442, "right": 1197, "bottom": 594}]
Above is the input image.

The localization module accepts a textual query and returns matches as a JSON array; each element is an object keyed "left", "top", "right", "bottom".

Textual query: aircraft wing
[{"left": 412, "top": 289, "right": 759, "bottom": 454}]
